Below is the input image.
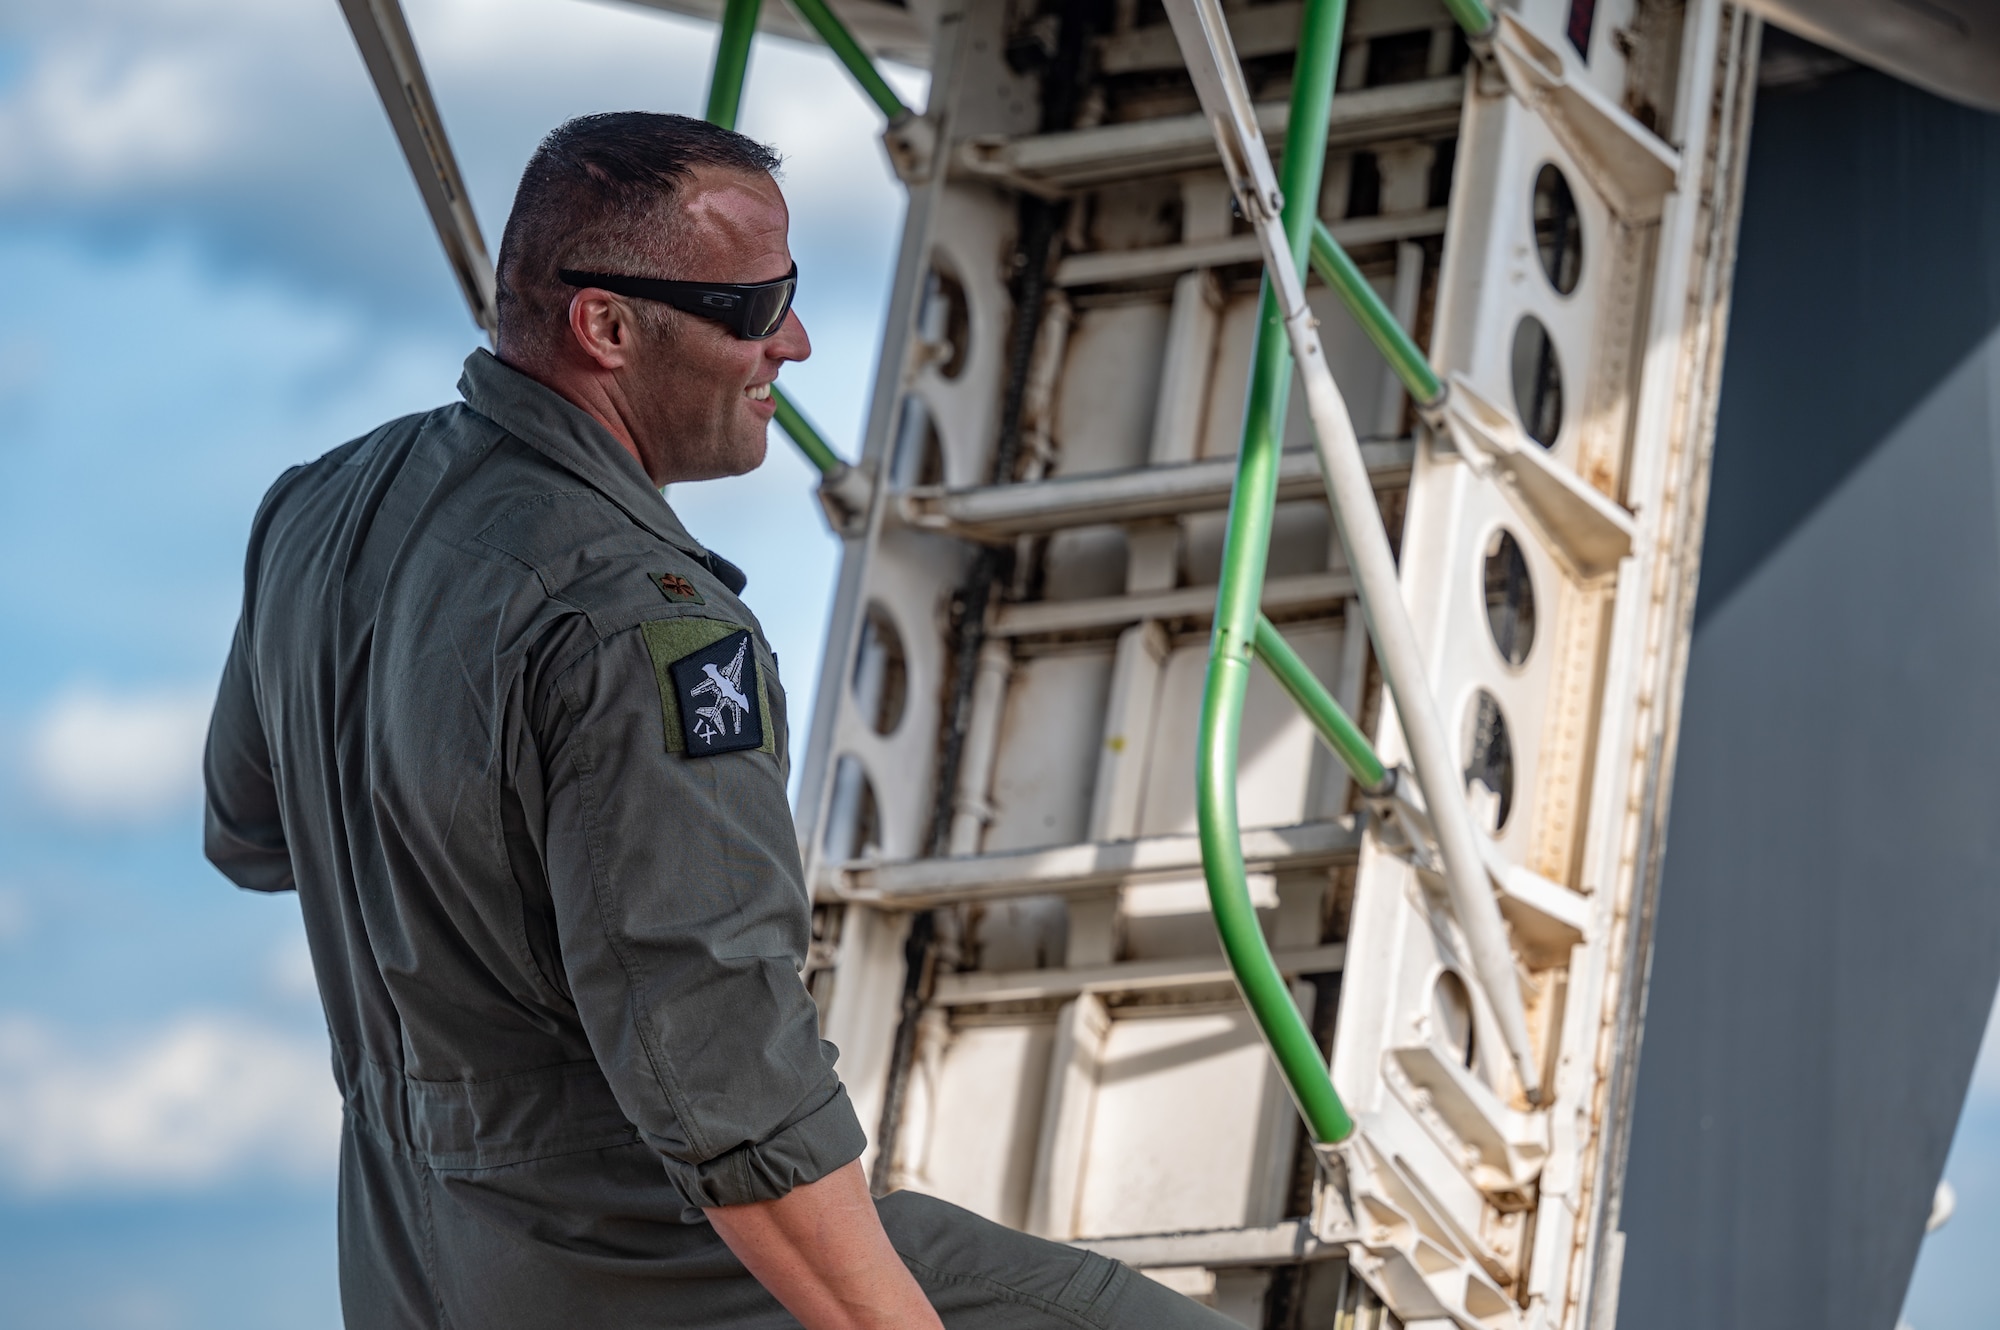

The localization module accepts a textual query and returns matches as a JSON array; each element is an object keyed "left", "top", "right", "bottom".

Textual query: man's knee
[{"left": 875, "top": 1190, "right": 1239, "bottom": 1330}]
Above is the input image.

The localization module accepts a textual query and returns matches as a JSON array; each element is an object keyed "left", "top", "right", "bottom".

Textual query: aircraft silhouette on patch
[
  {"left": 668, "top": 628, "right": 764, "bottom": 756},
  {"left": 690, "top": 638, "right": 752, "bottom": 743}
]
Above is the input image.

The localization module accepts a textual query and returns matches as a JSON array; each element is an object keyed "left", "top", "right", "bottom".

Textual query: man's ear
[{"left": 567, "top": 289, "right": 637, "bottom": 371}]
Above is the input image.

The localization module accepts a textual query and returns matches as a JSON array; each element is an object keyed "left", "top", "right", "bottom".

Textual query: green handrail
[
  {"left": 772, "top": 386, "right": 842, "bottom": 476},
  {"left": 1309, "top": 220, "right": 1443, "bottom": 409},
  {"left": 1197, "top": 0, "right": 1354, "bottom": 1147},
  {"left": 704, "top": 0, "right": 763, "bottom": 128},
  {"left": 1441, "top": 0, "right": 1496, "bottom": 38},
  {"left": 1252, "top": 615, "right": 1389, "bottom": 795},
  {"left": 702, "top": 0, "right": 847, "bottom": 481},
  {"left": 783, "top": 0, "right": 911, "bottom": 122}
]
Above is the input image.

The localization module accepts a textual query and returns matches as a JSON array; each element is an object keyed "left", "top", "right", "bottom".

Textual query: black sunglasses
[{"left": 558, "top": 263, "right": 798, "bottom": 340}]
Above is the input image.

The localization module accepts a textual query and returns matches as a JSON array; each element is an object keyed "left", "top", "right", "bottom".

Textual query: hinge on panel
[
  {"left": 817, "top": 461, "right": 875, "bottom": 538},
  {"left": 883, "top": 111, "right": 940, "bottom": 185}
]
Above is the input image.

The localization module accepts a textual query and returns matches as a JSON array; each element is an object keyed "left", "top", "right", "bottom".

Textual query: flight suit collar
[{"left": 457, "top": 348, "right": 709, "bottom": 560}]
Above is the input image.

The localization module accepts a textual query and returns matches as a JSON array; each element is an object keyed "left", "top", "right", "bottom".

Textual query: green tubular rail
[
  {"left": 1309, "top": 221, "right": 1443, "bottom": 408},
  {"left": 1202, "top": 0, "right": 1494, "bottom": 1141},
  {"left": 704, "top": 0, "right": 763, "bottom": 128},
  {"left": 702, "top": 0, "right": 846, "bottom": 479},
  {"left": 771, "top": 388, "right": 843, "bottom": 476},
  {"left": 784, "top": 0, "right": 910, "bottom": 121},
  {"left": 1196, "top": 0, "right": 1355, "bottom": 1147},
  {"left": 1251, "top": 615, "right": 1389, "bottom": 795},
  {"left": 1441, "top": 0, "right": 1496, "bottom": 38}
]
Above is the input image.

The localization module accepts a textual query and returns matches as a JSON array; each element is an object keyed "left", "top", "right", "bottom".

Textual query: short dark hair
[{"left": 495, "top": 112, "right": 782, "bottom": 364}]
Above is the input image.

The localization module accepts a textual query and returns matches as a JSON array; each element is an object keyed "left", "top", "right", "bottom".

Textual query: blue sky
[
  {"left": 0, "top": 0, "right": 915, "bottom": 1324},
  {"left": 0, "top": 2, "right": 1990, "bottom": 1328}
]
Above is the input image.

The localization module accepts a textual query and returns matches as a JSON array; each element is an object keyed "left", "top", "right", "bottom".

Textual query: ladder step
[
  {"left": 898, "top": 443, "right": 1413, "bottom": 543},
  {"left": 953, "top": 77, "right": 1464, "bottom": 193},
  {"left": 1073, "top": 1218, "right": 1354, "bottom": 1270},
  {"left": 1055, "top": 210, "right": 1445, "bottom": 288},
  {"left": 1100, "top": 1, "right": 1461, "bottom": 76},
  {"left": 825, "top": 818, "right": 1361, "bottom": 907},
  {"left": 994, "top": 570, "right": 1354, "bottom": 639},
  {"left": 932, "top": 943, "right": 1347, "bottom": 1007}
]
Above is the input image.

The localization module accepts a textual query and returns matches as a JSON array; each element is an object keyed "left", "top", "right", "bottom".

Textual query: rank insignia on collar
[
  {"left": 654, "top": 572, "right": 705, "bottom": 605},
  {"left": 668, "top": 628, "right": 764, "bottom": 757}
]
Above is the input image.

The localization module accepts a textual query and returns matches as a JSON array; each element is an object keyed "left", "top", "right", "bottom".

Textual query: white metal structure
[{"left": 793, "top": 4, "right": 1758, "bottom": 1327}]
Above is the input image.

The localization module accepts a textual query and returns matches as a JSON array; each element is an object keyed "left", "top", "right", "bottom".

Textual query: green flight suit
[{"left": 203, "top": 348, "right": 1237, "bottom": 1330}]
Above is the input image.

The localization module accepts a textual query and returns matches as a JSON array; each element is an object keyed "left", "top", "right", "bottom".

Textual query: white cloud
[
  {"left": 0, "top": 44, "right": 223, "bottom": 191},
  {"left": 0, "top": 0, "right": 305, "bottom": 196},
  {"left": 0, "top": 1013, "right": 339, "bottom": 1192},
  {"left": 28, "top": 686, "right": 212, "bottom": 822}
]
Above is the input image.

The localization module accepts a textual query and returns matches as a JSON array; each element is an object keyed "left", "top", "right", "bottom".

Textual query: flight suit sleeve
[
  {"left": 204, "top": 614, "right": 294, "bottom": 893},
  {"left": 541, "top": 619, "right": 865, "bottom": 1211}
]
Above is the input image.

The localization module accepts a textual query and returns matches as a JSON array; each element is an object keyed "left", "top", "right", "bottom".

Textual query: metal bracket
[
  {"left": 1491, "top": 11, "right": 1683, "bottom": 222},
  {"left": 816, "top": 461, "right": 876, "bottom": 537},
  {"left": 1441, "top": 374, "right": 1636, "bottom": 581},
  {"left": 883, "top": 111, "right": 941, "bottom": 184},
  {"left": 1387, "top": 1042, "right": 1550, "bottom": 1203},
  {"left": 1368, "top": 767, "right": 1590, "bottom": 965},
  {"left": 1321, "top": 1133, "right": 1525, "bottom": 1330}
]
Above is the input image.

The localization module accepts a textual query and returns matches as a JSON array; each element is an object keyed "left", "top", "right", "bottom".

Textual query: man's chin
[{"left": 668, "top": 433, "right": 770, "bottom": 486}]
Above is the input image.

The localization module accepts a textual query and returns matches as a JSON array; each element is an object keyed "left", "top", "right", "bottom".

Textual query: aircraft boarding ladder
[{"left": 341, "top": 0, "right": 1763, "bottom": 1324}]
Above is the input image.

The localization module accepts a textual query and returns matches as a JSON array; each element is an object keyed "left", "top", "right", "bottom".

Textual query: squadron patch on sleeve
[
  {"left": 653, "top": 571, "right": 706, "bottom": 605},
  {"left": 640, "top": 619, "right": 776, "bottom": 757},
  {"left": 667, "top": 629, "right": 764, "bottom": 757}
]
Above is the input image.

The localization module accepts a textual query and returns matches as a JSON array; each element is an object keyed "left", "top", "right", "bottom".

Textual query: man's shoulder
[
  {"left": 258, "top": 400, "right": 762, "bottom": 672},
  {"left": 256, "top": 404, "right": 479, "bottom": 520},
  {"left": 473, "top": 487, "right": 742, "bottom": 653}
]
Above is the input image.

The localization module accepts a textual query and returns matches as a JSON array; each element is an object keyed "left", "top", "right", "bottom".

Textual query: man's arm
[
  {"left": 705, "top": 1162, "right": 943, "bottom": 1330},
  {"left": 537, "top": 620, "right": 896, "bottom": 1296},
  {"left": 204, "top": 614, "right": 293, "bottom": 892}
]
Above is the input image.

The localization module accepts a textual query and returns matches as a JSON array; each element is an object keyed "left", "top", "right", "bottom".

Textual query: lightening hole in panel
[
  {"left": 1566, "top": 0, "right": 1598, "bottom": 59},
  {"left": 1482, "top": 529, "right": 1536, "bottom": 667},
  {"left": 1510, "top": 315, "right": 1565, "bottom": 448},
  {"left": 823, "top": 754, "right": 882, "bottom": 862},
  {"left": 888, "top": 395, "right": 945, "bottom": 488},
  {"left": 1532, "top": 164, "right": 1583, "bottom": 295},
  {"left": 853, "top": 604, "right": 908, "bottom": 736},
  {"left": 920, "top": 266, "right": 970, "bottom": 380},
  {"left": 1462, "top": 689, "right": 1515, "bottom": 832},
  {"left": 1433, "top": 970, "right": 1477, "bottom": 1070}
]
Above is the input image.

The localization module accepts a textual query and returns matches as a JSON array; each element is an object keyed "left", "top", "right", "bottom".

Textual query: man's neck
[{"left": 497, "top": 348, "right": 652, "bottom": 483}]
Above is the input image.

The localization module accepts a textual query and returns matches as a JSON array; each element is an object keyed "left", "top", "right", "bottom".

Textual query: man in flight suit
[{"left": 203, "top": 112, "right": 1236, "bottom": 1330}]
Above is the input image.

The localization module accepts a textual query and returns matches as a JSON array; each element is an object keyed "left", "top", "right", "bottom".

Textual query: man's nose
[{"left": 771, "top": 309, "right": 811, "bottom": 364}]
